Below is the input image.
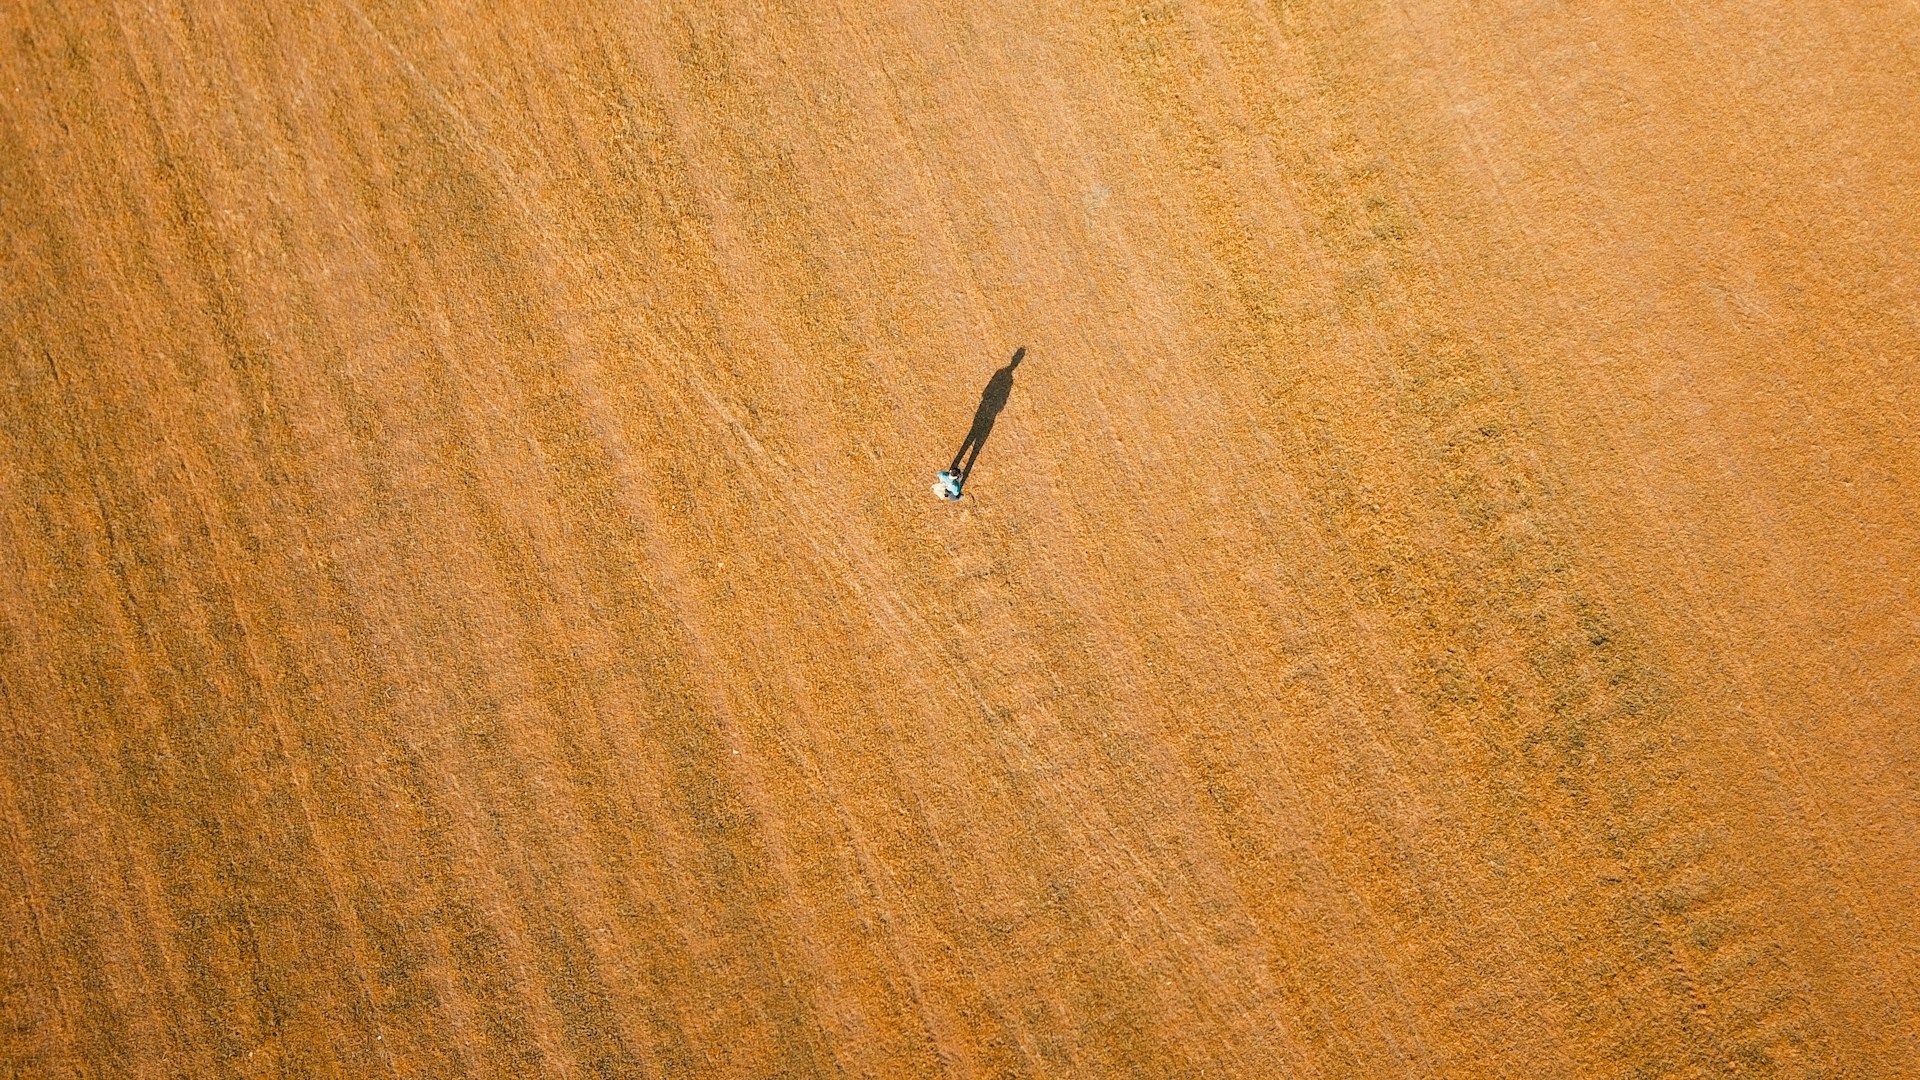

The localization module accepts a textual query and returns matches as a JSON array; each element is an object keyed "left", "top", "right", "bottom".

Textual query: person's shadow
[{"left": 949, "top": 347, "right": 1025, "bottom": 490}]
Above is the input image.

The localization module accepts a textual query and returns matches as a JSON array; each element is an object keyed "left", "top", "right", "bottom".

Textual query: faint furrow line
[{"left": 344, "top": 0, "right": 978, "bottom": 717}]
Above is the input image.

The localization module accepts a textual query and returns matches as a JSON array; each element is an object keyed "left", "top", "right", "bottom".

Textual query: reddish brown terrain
[{"left": 3, "top": 0, "right": 1917, "bottom": 1076}]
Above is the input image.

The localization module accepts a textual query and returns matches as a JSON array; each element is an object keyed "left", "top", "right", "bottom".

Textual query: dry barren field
[{"left": 4, "top": 0, "right": 1919, "bottom": 1076}]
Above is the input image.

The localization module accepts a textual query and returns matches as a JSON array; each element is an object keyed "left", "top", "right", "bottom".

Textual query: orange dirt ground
[{"left": 3, "top": 0, "right": 1918, "bottom": 1076}]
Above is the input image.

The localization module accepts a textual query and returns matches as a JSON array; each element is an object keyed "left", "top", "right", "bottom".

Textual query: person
[{"left": 933, "top": 470, "right": 963, "bottom": 500}]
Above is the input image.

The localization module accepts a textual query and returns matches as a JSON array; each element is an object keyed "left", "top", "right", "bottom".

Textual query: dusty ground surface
[{"left": 3, "top": 0, "right": 1918, "bottom": 1076}]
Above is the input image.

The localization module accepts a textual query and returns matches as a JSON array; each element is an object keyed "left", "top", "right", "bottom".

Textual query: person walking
[{"left": 935, "top": 347, "right": 1024, "bottom": 500}]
